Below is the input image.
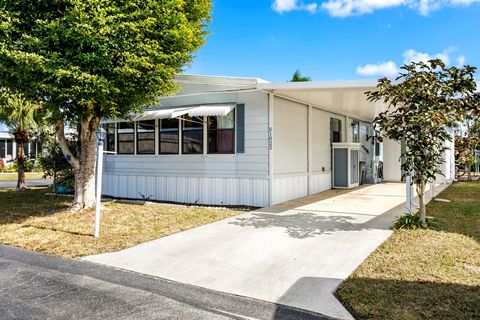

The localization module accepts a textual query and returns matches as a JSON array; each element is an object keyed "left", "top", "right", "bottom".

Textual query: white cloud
[
  {"left": 272, "top": 0, "right": 480, "bottom": 16},
  {"left": 457, "top": 55, "right": 466, "bottom": 66},
  {"left": 402, "top": 48, "right": 455, "bottom": 65},
  {"left": 272, "top": 0, "right": 318, "bottom": 13},
  {"left": 357, "top": 48, "right": 467, "bottom": 78},
  {"left": 356, "top": 61, "right": 399, "bottom": 77}
]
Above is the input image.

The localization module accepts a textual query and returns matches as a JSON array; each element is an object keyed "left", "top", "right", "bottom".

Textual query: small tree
[
  {"left": 367, "top": 59, "right": 479, "bottom": 227},
  {"left": 0, "top": 92, "right": 43, "bottom": 190},
  {"left": 456, "top": 120, "right": 480, "bottom": 180},
  {"left": 0, "top": 0, "right": 211, "bottom": 209},
  {"left": 291, "top": 69, "right": 312, "bottom": 82}
]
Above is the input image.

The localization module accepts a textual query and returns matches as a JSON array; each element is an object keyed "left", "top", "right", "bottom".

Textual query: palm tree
[
  {"left": 0, "top": 92, "right": 42, "bottom": 190},
  {"left": 291, "top": 69, "right": 312, "bottom": 82}
]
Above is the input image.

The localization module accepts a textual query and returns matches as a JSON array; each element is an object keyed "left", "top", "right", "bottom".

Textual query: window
[
  {"left": 0, "top": 140, "right": 5, "bottom": 158},
  {"left": 159, "top": 118, "right": 179, "bottom": 154},
  {"left": 29, "top": 141, "right": 37, "bottom": 159},
  {"left": 207, "top": 109, "right": 235, "bottom": 154},
  {"left": 136, "top": 120, "right": 155, "bottom": 154},
  {"left": 182, "top": 116, "right": 203, "bottom": 154},
  {"left": 117, "top": 122, "right": 134, "bottom": 154},
  {"left": 331, "top": 118, "right": 342, "bottom": 143},
  {"left": 106, "top": 123, "right": 116, "bottom": 152},
  {"left": 6, "top": 139, "right": 13, "bottom": 158},
  {"left": 352, "top": 120, "right": 359, "bottom": 143}
]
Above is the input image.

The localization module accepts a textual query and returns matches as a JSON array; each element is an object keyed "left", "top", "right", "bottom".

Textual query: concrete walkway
[{"left": 84, "top": 183, "right": 448, "bottom": 320}]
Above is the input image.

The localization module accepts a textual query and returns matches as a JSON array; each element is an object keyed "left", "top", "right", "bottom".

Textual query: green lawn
[
  {"left": 0, "top": 172, "right": 46, "bottom": 181},
  {"left": 0, "top": 187, "right": 240, "bottom": 257},
  {"left": 336, "top": 182, "right": 480, "bottom": 320}
]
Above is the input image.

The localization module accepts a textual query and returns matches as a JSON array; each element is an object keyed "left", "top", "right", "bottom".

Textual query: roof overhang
[{"left": 258, "top": 80, "right": 386, "bottom": 122}]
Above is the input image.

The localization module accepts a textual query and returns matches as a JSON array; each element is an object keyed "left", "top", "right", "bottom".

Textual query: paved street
[
  {"left": 0, "top": 245, "right": 330, "bottom": 320},
  {"left": 0, "top": 179, "right": 53, "bottom": 189}
]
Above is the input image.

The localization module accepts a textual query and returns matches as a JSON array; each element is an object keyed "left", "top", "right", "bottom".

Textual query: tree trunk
[
  {"left": 466, "top": 160, "right": 472, "bottom": 181},
  {"left": 56, "top": 116, "right": 100, "bottom": 210},
  {"left": 416, "top": 182, "right": 427, "bottom": 228},
  {"left": 16, "top": 141, "right": 26, "bottom": 190}
]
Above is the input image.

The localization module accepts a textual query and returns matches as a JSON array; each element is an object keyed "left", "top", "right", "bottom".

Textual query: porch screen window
[
  {"left": 6, "top": 140, "right": 13, "bottom": 158},
  {"left": 352, "top": 120, "right": 359, "bottom": 143},
  {"left": 159, "top": 118, "right": 179, "bottom": 154},
  {"left": 106, "top": 123, "right": 116, "bottom": 152},
  {"left": 331, "top": 118, "right": 342, "bottom": 143},
  {"left": 182, "top": 116, "right": 203, "bottom": 154},
  {"left": 117, "top": 122, "right": 134, "bottom": 154},
  {"left": 29, "top": 141, "right": 37, "bottom": 159},
  {"left": 137, "top": 120, "right": 156, "bottom": 154},
  {"left": 207, "top": 109, "right": 235, "bottom": 154},
  {"left": 0, "top": 140, "right": 5, "bottom": 158}
]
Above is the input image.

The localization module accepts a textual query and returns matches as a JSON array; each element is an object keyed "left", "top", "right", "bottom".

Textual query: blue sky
[{"left": 186, "top": 0, "right": 480, "bottom": 82}]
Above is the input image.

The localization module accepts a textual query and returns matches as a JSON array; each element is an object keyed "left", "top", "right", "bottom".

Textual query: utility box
[{"left": 332, "top": 143, "right": 362, "bottom": 189}]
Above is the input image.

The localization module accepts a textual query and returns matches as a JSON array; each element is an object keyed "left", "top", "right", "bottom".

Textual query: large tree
[
  {"left": 0, "top": 91, "right": 42, "bottom": 190},
  {"left": 0, "top": 0, "right": 211, "bottom": 209},
  {"left": 367, "top": 59, "right": 479, "bottom": 227}
]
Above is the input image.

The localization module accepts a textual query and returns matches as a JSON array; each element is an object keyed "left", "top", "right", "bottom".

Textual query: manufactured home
[
  {"left": 101, "top": 75, "right": 454, "bottom": 207},
  {"left": 0, "top": 122, "right": 42, "bottom": 163}
]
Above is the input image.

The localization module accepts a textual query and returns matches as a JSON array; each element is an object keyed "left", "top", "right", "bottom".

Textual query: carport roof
[{"left": 258, "top": 80, "right": 387, "bottom": 122}]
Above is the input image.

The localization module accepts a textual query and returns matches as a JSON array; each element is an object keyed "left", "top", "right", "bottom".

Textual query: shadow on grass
[
  {"left": 336, "top": 277, "right": 480, "bottom": 320},
  {"left": 0, "top": 188, "right": 71, "bottom": 226},
  {"left": 20, "top": 224, "right": 93, "bottom": 237}
]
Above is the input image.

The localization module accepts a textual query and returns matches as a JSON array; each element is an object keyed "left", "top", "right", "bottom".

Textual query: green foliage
[
  {"left": 3, "top": 160, "right": 36, "bottom": 173},
  {"left": 291, "top": 69, "right": 311, "bottom": 82},
  {"left": 393, "top": 213, "right": 432, "bottom": 230},
  {"left": 0, "top": 0, "right": 212, "bottom": 122},
  {"left": 39, "top": 130, "right": 75, "bottom": 184},
  {"left": 367, "top": 60, "right": 480, "bottom": 188}
]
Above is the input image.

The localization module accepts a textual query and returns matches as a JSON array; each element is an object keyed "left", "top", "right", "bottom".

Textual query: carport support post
[
  {"left": 405, "top": 172, "right": 414, "bottom": 214},
  {"left": 94, "top": 129, "right": 106, "bottom": 238}
]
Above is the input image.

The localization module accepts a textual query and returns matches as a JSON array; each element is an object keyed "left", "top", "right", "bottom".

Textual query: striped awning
[{"left": 102, "top": 104, "right": 235, "bottom": 123}]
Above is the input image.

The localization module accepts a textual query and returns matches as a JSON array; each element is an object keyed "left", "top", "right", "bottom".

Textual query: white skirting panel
[
  {"left": 310, "top": 173, "right": 331, "bottom": 194},
  {"left": 102, "top": 174, "right": 269, "bottom": 207},
  {"left": 272, "top": 175, "right": 308, "bottom": 205}
]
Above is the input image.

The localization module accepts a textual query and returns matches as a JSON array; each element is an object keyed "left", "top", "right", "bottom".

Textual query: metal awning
[
  {"left": 187, "top": 105, "right": 234, "bottom": 117},
  {"left": 133, "top": 107, "right": 193, "bottom": 121},
  {"left": 102, "top": 104, "right": 236, "bottom": 123}
]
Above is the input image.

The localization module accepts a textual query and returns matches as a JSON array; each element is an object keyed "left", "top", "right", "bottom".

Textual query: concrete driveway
[{"left": 84, "top": 183, "right": 446, "bottom": 320}]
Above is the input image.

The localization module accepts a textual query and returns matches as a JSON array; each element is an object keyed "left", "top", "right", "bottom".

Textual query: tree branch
[{"left": 56, "top": 119, "right": 80, "bottom": 171}]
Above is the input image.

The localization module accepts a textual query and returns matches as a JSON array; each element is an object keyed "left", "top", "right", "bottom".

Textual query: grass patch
[
  {"left": 336, "top": 182, "right": 480, "bottom": 320},
  {"left": 0, "top": 172, "right": 46, "bottom": 181},
  {"left": 0, "top": 187, "right": 240, "bottom": 257}
]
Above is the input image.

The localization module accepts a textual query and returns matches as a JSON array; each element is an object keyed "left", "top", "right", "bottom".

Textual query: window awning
[
  {"left": 102, "top": 104, "right": 236, "bottom": 123},
  {"left": 133, "top": 107, "right": 193, "bottom": 121},
  {"left": 187, "top": 105, "right": 235, "bottom": 117}
]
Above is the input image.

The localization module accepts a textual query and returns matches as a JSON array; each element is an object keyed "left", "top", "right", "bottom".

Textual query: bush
[
  {"left": 393, "top": 213, "right": 436, "bottom": 230},
  {"left": 4, "top": 163, "right": 16, "bottom": 173}
]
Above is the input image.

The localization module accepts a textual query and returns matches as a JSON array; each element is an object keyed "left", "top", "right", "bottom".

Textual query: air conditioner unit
[{"left": 332, "top": 143, "right": 362, "bottom": 189}]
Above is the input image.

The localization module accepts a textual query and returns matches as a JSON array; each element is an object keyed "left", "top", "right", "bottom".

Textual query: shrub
[
  {"left": 4, "top": 163, "right": 17, "bottom": 173},
  {"left": 393, "top": 213, "right": 436, "bottom": 230}
]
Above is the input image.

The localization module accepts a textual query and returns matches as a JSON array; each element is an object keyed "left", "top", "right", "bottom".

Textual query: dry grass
[
  {"left": 0, "top": 172, "right": 45, "bottom": 181},
  {"left": 336, "top": 181, "right": 480, "bottom": 320},
  {"left": 0, "top": 187, "right": 240, "bottom": 257}
]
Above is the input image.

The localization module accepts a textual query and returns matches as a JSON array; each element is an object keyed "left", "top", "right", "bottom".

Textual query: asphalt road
[
  {"left": 0, "top": 179, "right": 53, "bottom": 189},
  {"left": 0, "top": 245, "right": 332, "bottom": 320}
]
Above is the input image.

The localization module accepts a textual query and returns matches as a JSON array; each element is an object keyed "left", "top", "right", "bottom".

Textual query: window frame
[
  {"left": 136, "top": 120, "right": 156, "bottom": 155},
  {"left": 206, "top": 109, "right": 236, "bottom": 155},
  {"left": 116, "top": 122, "right": 135, "bottom": 155},
  {"left": 159, "top": 117, "right": 181, "bottom": 155},
  {"left": 351, "top": 120, "right": 360, "bottom": 143},
  {"left": 181, "top": 115, "right": 205, "bottom": 155}
]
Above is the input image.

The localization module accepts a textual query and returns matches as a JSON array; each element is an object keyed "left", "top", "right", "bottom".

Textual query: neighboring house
[
  {"left": 101, "top": 75, "right": 454, "bottom": 207},
  {"left": 0, "top": 122, "right": 42, "bottom": 163}
]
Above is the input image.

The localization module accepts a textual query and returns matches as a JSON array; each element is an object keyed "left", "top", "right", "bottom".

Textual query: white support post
[
  {"left": 268, "top": 93, "right": 274, "bottom": 206},
  {"left": 94, "top": 141, "right": 104, "bottom": 238},
  {"left": 307, "top": 105, "right": 312, "bottom": 195},
  {"left": 405, "top": 172, "right": 414, "bottom": 214}
]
